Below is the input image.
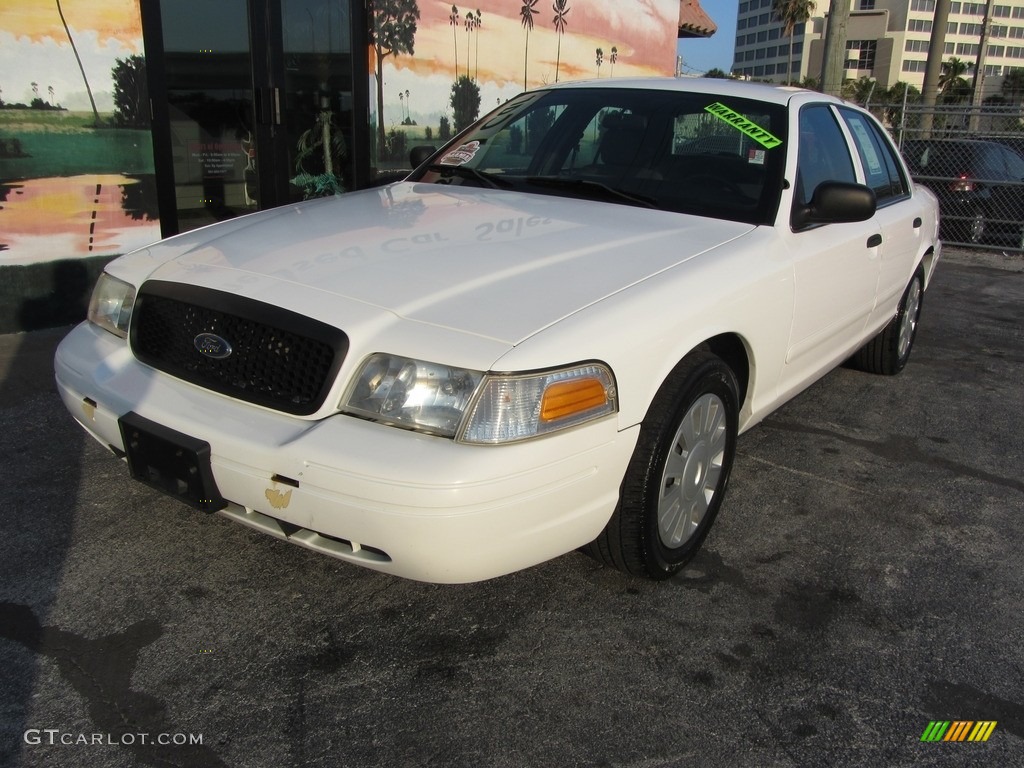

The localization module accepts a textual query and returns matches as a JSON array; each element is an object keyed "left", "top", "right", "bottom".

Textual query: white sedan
[{"left": 55, "top": 79, "right": 941, "bottom": 583}]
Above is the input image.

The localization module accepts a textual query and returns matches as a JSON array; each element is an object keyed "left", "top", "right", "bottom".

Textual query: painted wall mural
[
  {"left": 0, "top": 0, "right": 159, "bottom": 266},
  {"left": 368, "top": 0, "right": 680, "bottom": 169}
]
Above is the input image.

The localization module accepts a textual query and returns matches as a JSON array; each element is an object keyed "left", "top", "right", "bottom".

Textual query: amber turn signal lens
[{"left": 540, "top": 378, "right": 608, "bottom": 423}]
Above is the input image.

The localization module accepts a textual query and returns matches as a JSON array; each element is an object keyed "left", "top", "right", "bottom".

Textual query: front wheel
[{"left": 584, "top": 350, "right": 739, "bottom": 580}]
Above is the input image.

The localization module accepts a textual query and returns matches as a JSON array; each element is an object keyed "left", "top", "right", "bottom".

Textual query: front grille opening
[{"left": 131, "top": 281, "right": 348, "bottom": 415}]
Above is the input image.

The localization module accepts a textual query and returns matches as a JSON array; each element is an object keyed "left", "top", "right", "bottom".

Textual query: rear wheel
[
  {"left": 584, "top": 350, "right": 739, "bottom": 579},
  {"left": 850, "top": 266, "right": 924, "bottom": 375}
]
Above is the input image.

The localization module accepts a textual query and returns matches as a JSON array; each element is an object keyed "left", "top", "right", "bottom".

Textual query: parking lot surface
[{"left": 1, "top": 248, "right": 1022, "bottom": 768}]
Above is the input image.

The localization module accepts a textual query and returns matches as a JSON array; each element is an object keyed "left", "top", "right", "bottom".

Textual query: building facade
[{"left": 733, "top": 0, "right": 1024, "bottom": 97}]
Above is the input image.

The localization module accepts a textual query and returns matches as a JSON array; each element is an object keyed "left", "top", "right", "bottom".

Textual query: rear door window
[{"left": 839, "top": 108, "right": 909, "bottom": 203}]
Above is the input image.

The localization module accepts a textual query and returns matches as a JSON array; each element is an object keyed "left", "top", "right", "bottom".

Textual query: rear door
[{"left": 838, "top": 106, "right": 922, "bottom": 328}]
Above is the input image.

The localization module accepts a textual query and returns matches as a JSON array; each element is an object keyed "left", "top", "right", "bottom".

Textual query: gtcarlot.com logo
[
  {"left": 24, "top": 729, "right": 204, "bottom": 747},
  {"left": 921, "top": 721, "right": 997, "bottom": 742}
]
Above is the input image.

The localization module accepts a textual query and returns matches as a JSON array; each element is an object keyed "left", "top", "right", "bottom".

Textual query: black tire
[
  {"left": 584, "top": 350, "right": 739, "bottom": 580},
  {"left": 850, "top": 266, "right": 924, "bottom": 375}
]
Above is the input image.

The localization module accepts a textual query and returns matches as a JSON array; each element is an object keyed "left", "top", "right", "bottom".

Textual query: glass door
[
  {"left": 276, "top": 0, "right": 356, "bottom": 201},
  {"left": 142, "top": 0, "right": 359, "bottom": 236}
]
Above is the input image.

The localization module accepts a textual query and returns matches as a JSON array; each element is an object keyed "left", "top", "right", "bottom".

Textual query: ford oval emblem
[{"left": 194, "top": 332, "right": 233, "bottom": 360}]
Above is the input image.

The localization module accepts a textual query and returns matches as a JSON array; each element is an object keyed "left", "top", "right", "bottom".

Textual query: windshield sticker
[
  {"left": 704, "top": 103, "right": 783, "bottom": 149},
  {"left": 747, "top": 148, "right": 766, "bottom": 166},
  {"left": 439, "top": 141, "right": 481, "bottom": 166}
]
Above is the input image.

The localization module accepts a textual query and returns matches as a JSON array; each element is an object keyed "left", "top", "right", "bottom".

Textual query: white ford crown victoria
[{"left": 56, "top": 79, "right": 940, "bottom": 583}]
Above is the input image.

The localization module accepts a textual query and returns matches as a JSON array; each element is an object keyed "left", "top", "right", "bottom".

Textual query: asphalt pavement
[{"left": 0, "top": 248, "right": 1022, "bottom": 768}]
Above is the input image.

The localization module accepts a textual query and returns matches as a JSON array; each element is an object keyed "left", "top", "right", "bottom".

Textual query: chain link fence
[{"left": 869, "top": 103, "right": 1024, "bottom": 252}]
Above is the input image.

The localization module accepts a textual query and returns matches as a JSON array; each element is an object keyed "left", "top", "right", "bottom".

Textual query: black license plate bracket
[{"left": 118, "top": 412, "right": 226, "bottom": 512}]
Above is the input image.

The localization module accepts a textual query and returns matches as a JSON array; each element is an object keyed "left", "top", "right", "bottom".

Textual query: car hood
[{"left": 136, "top": 183, "right": 755, "bottom": 346}]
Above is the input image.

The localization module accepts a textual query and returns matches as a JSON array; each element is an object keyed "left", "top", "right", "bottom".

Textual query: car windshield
[{"left": 408, "top": 87, "right": 789, "bottom": 225}]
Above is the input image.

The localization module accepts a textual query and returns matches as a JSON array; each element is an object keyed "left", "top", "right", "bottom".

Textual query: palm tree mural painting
[
  {"left": 464, "top": 11, "right": 476, "bottom": 80},
  {"left": 771, "top": 0, "right": 815, "bottom": 85},
  {"left": 369, "top": 0, "right": 420, "bottom": 159},
  {"left": 520, "top": 0, "right": 539, "bottom": 90},
  {"left": 595, "top": 47, "right": 603, "bottom": 77},
  {"left": 450, "top": 6, "right": 460, "bottom": 79},
  {"left": 610, "top": 46, "right": 618, "bottom": 78},
  {"left": 553, "top": 0, "right": 570, "bottom": 83},
  {"left": 473, "top": 9, "right": 482, "bottom": 81},
  {"left": 56, "top": 0, "right": 100, "bottom": 125}
]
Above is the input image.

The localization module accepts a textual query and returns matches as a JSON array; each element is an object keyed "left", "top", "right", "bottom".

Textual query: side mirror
[
  {"left": 410, "top": 145, "right": 437, "bottom": 169},
  {"left": 792, "top": 181, "right": 876, "bottom": 231}
]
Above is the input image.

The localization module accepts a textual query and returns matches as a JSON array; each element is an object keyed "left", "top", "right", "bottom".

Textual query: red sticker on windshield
[{"left": 439, "top": 141, "right": 481, "bottom": 166}]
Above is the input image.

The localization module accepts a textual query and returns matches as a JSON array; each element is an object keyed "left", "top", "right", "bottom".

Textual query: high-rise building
[{"left": 733, "top": 0, "right": 1024, "bottom": 100}]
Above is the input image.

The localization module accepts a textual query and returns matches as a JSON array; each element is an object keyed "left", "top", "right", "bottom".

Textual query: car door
[
  {"left": 988, "top": 145, "right": 1024, "bottom": 246},
  {"left": 783, "top": 104, "right": 881, "bottom": 384},
  {"left": 838, "top": 106, "right": 922, "bottom": 329}
]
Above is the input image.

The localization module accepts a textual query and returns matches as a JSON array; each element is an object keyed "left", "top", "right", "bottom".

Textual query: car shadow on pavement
[
  {"left": 0, "top": 327, "right": 231, "bottom": 768},
  {"left": 0, "top": 327, "right": 82, "bottom": 765}
]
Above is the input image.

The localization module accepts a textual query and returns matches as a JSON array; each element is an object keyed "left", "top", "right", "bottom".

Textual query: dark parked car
[{"left": 901, "top": 138, "right": 1024, "bottom": 248}]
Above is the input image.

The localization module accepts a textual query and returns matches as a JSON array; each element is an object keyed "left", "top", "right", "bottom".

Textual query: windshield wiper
[
  {"left": 524, "top": 176, "right": 659, "bottom": 209},
  {"left": 424, "top": 164, "right": 514, "bottom": 189}
]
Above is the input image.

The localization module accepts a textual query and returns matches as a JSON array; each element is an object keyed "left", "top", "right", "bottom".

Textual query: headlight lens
[
  {"left": 342, "top": 353, "right": 484, "bottom": 437},
  {"left": 87, "top": 273, "right": 136, "bottom": 338},
  {"left": 460, "top": 364, "right": 617, "bottom": 444},
  {"left": 343, "top": 356, "right": 617, "bottom": 443}
]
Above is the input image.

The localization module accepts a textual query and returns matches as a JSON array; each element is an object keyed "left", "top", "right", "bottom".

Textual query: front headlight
[
  {"left": 87, "top": 273, "right": 136, "bottom": 339},
  {"left": 342, "top": 355, "right": 617, "bottom": 443},
  {"left": 342, "top": 353, "right": 484, "bottom": 437}
]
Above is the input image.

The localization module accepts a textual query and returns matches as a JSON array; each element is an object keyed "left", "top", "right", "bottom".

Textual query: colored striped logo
[{"left": 921, "top": 721, "right": 997, "bottom": 742}]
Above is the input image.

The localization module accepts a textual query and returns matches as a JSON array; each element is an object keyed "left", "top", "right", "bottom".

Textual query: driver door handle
[{"left": 867, "top": 233, "right": 882, "bottom": 248}]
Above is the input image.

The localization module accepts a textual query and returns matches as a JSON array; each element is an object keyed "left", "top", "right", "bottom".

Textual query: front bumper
[{"left": 55, "top": 323, "right": 639, "bottom": 582}]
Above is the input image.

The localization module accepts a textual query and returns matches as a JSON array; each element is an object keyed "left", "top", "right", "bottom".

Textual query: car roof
[{"left": 538, "top": 76, "right": 845, "bottom": 108}]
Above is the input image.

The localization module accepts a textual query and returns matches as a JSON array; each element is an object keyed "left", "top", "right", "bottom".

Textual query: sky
[{"left": 675, "top": 0, "right": 739, "bottom": 75}]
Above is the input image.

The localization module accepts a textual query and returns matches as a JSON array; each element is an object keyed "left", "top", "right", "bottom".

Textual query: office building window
[{"left": 845, "top": 40, "right": 876, "bottom": 71}]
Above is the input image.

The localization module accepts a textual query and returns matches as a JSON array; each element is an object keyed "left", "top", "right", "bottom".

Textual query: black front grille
[{"left": 131, "top": 281, "right": 348, "bottom": 415}]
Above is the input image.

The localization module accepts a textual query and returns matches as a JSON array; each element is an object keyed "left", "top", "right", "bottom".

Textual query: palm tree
[
  {"left": 610, "top": 46, "right": 618, "bottom": 78},
  {"left": 938, "top": 57, "right": 970, "bottom": 103},
  {"left": 595, "top": 47, "right": 603, "bottom": 78},
  {"left": 553, "top": 0, "right": 570, "bottom": 83},
  {"left": 772, "top": 0, "right": 815, "bottom": 85},
  {"left": 520, "top": 0, "right": 538, "bottom": 90},
  {"left": 1000, "top": 67, "right": 1024, "bottom": 104},
  {"left": 56, "top": 0, "right": 100, "bottom": 125},
  {"left": 450, "top": 6, "right": 460, "bottom": 80}
]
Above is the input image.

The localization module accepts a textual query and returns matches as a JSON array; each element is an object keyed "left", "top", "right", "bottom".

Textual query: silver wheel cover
[
  {"left": 898, "top": 278, "right": 922, "bottom": 360},
  {"left": 658, "top": 393, "right": 727, "bottom": 548}
]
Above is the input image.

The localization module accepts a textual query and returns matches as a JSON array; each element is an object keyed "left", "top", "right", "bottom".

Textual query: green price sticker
[{"left": 704, "top": 102, "right": 783, "bottom": 149}]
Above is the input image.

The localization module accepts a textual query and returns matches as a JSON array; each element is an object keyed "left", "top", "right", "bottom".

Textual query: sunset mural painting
[
  {"left": 367, "top": 0, "right": 680, "bottom": 173},
  {"left": 0, "top": 0, "right": 159, "bottom": 267}
]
